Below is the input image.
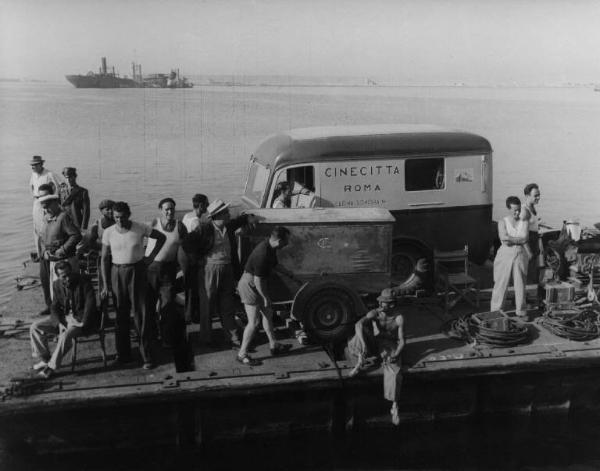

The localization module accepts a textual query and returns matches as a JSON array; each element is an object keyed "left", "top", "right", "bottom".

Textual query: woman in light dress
[{"left": 491, "top": 196, "right": 532, "bottom": 317}]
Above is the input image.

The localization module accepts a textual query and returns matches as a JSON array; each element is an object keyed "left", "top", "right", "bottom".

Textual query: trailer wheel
[
  {"left": 391, "top": 245, "right": 430, "bottom": 291},
  {"left": 303, "top": 287, "right": 354, "bottom": 343}
]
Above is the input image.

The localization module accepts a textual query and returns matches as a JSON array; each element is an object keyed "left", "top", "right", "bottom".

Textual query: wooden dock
[{"left": 2, "top": 261, "right": 600, "bottom": 454}]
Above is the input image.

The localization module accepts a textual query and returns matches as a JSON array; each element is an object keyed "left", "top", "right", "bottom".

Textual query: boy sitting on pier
[{"left": 347, "top": 288, "right": 405, "bottom": 425}]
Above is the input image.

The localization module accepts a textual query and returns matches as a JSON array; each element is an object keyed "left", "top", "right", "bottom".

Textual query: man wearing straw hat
[
  {"left": 183, "top": 199, "right": 256, "bottom": 348},
  {"left": 29, "top": 155, "right": 61, "bottom": 258},
  {"left": 38, "top": 194, "right": 82, "bottom": 316}
]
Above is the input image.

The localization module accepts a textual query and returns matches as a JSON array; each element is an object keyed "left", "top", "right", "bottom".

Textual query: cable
[
  {"left": 442, "top": 314, "right": 530, "bottom": 348},
  {"left": 537, "top": 308, "right": 600, "bottom": 341}
]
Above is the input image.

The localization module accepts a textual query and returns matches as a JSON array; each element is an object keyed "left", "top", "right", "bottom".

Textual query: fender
[{"left": 291, "top": 276, "right": 367, "bottom": 322}]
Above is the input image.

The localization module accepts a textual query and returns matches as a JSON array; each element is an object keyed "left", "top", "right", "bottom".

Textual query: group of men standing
[{"left": 28, "top": 156, "right": 293, "bottom": 377}]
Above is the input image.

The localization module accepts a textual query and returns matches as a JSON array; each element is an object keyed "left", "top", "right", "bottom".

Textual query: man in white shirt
[
  {"left": 101, "top": 201, "right": 166, "bottom": 369},
  {"left": 182, "top": 193, "right": 209, "bottom": 232},
  {"left": 181, "top": 194, "right": 209, "bottom": 325},
  {"left": 29, "top": 156, "right": 61, "bottom": 257}
]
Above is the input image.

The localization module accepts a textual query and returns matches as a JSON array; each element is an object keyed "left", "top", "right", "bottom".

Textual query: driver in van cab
[{"left": 271, "top": 181, "right": 315, "bottom": 208}]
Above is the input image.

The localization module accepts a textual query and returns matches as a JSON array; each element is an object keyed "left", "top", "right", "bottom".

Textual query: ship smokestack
[{"left": 101, "top": 57, "right": 107, "bottom": 74}]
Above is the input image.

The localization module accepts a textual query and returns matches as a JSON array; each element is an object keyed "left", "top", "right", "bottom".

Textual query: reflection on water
[
  {"left": 1, "top": 83, "right": 600, "bottom": 306},
  {"left": 4, "top": 413, "right": 600, "bottom": 470}
]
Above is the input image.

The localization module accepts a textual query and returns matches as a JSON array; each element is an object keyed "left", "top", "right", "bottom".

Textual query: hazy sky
[{"left": 2, "top": 0, "right": 600, "bottom": 84}]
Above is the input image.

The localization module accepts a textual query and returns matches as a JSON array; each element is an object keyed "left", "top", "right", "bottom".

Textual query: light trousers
[
  {"left": 30, "top": 316, "right": 83, "bottom": 370},
  {"left": 491, "top": 245, "right": 529, "bottom": 316}
]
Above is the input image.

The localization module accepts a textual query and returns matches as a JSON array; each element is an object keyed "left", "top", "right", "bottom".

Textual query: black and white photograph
[{"left": 1, "top": 0, "right": 600, "bottom": 469}]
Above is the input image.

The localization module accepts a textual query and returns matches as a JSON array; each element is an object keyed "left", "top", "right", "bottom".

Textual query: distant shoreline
[{"left": 0, "top": 78, "right": 596, "bottom": 89}]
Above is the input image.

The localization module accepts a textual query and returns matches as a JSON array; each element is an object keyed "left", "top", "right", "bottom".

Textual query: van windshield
[{"left": 244, "top": 161, "right": 270, "bottom": 205}]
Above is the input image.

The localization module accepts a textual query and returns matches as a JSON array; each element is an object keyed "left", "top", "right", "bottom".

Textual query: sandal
[
  {"left": 391, "top": 404, "right": 400, "bottom": 426},
  {"left": 236, "top": 354, "right": 261, "bottom": 366},
  {"left": 270, "top": 343, "right": 292, "bottom": 356}
]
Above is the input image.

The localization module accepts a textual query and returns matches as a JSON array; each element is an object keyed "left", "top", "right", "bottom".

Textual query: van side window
[{"left": 405, "top": 158, "right": 445, "bottom": 191}]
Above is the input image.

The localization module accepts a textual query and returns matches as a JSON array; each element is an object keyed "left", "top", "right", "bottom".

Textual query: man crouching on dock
[{"left": 347, "top": 288, "right": 405, "bottom": 425}]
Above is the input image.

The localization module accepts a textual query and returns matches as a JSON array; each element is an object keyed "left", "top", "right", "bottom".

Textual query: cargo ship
[
  {"left": 66, "top": 58, "right": 193, "bottom": 89},
  {"left": 65, "top": 57, "right": 140, "bottom": 88}
]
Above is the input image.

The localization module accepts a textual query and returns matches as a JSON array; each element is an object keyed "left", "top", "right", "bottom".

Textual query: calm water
[{"left": 1, "top": 83, "right": 600, "bottom": 306}]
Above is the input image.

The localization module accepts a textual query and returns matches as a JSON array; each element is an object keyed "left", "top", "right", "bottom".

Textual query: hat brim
[
  {"left": 30, "top": 160, "right": 45, "bottom": 165},
  {"left": 377, "top": 296, "right": 396, "bottom": 302},
  {"left": 38, "top": 195, "right": 59, "bottom": 204},
  {"left": 209, "top": 202, "right": 231, "bottom": 217}
]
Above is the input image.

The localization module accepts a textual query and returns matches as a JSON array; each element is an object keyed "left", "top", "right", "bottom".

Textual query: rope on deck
[
  {"left": 442, "top": 314, "right": 530, "bottom": 348},
  {"left": 536, "top": 307, "right": 600, "bottom": 342}
]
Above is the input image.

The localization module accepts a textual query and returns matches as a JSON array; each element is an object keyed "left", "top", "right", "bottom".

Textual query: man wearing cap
[
  {"left": 86, "top": 200, "right": 115, "bottom": 299},
  {"left": 181, "top": 194, "right": 209, "bottom": 325},
  {"left": 146, "top": 197, "right": 190, "bottom": 371},
  {"left": 347, "top": 288, "right": 405, "bottom": 426},
  {"left": 183, "top": 199, "right": 256, "bottom": 347},
  {"left": 29, "top": 156, "right": 61, "bottom": 257},
  {"left": 101, "top": 201, "right": 166, "bottom": 369},
  {"left": 58, "top": 167, "right": 90, "bottom": 231},
  {"left": 38, "top": 194, "right": 82, "bottom": 316}
]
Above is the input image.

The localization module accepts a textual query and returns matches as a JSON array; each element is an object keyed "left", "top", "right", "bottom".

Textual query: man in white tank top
[
  {"left": 146, "top": 198, "right": 191, "bottom": 372},
  {"left": 491, "top": 196, "right": 531, "bottom": 317}
]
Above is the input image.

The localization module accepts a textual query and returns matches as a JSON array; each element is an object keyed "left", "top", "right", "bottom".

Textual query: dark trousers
[
  {"left": 111, "top": 262, "right": 153, "bottom": 363},
  {"left": 527, "top": 231, "right": 540, "bottom": 286},
  {"left": 39, "top": 258, "right": 52, "bottom": 309},
  {"left": 147, "top": 261, "right": 191, "bottom": 371}
]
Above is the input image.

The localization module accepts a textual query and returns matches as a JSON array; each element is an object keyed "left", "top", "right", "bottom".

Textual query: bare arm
[
  {"left": 498, "top": 219, "right": 527, "bottom": 246},
  {"left": 354, "top": 309, "right": 378, "bottom": 348},
  {"left": 392, "top": 315, "right": 405, "bottom": 360},
  {"left": 144, "top": 229, "right": 166, "bottom": 264},
  {"left": 254, "top": 276, "right": 271, "bottom": 308},
  {"left": 101, "top": 244, "right": 112, "bottom": 297}
]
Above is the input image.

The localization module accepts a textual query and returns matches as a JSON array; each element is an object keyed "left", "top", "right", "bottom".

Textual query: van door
[{"left": 268, "top": 165, "right": 318, "bottom": 208}]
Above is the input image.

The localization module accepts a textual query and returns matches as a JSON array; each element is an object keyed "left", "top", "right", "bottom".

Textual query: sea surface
[{"left": 1, "top": 83, "right": 600, "bottom": 307}]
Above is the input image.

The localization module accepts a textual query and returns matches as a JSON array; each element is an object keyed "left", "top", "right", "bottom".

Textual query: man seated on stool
[{"left": 30, "top": 261, "right": 98, "bottom": 379}]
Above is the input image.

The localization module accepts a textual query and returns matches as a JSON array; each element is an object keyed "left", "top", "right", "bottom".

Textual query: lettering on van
[
  {"left": 343, "top": 184, "right": 382, "bottom": 192},
  {"left": 324, "top": 165, "right": 401, "bottom": 178}
]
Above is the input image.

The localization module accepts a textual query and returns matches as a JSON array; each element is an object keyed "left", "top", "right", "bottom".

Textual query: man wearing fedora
[
  {"left": 29, "top": 155, "right": 62, "bottom": 258},
  {"left": 183, "top": 199, "right": 256, "bottom": 348},
  {"left": 58, "top": 167, "right": 90, "bottom": 231},
  {"left": 38, "top": 194, "right": 82, "bottom": 316}
]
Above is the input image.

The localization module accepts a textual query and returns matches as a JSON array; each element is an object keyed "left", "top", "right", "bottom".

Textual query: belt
[{"left": 112, "top": 261, "right": 143, "bottom": 267}]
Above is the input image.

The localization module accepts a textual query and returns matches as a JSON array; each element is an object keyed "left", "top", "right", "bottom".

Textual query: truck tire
[
  {"left": 292, "top": 280, "right": 366, "bottom": 344},
  {"left": 391, "top": 244, "right": 430, "bottom": 292}
]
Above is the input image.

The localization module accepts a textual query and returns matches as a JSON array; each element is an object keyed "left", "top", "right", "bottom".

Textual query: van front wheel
[{"left": 391, "top": 245, "right": 429, "bottom": 292}]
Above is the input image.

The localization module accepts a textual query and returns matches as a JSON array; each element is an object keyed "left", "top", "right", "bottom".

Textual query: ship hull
[{"left": 65, "top": 74, "right": 141, "bottom": 88}]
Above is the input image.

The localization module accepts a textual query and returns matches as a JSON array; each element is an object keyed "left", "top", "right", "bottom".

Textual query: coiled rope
[
  {"left": 537, "top": 308, "right": 600, "bottom": 341},
  {"left": 442, "top": 314, "right": 530, "bottom": 348}
]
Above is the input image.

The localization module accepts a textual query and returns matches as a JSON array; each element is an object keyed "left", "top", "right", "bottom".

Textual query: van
[{"left": 242, "top": 124, "right": 493, "bottom": 285}]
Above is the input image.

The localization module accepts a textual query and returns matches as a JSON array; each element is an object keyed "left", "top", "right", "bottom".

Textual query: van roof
[{"left": 252, "top": 124, "right": 492, "bottom": 169}]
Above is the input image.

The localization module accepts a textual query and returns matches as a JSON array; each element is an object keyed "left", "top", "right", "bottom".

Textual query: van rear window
[{"left": 405, "top": 158, "right": 445, "bottom": 191}]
